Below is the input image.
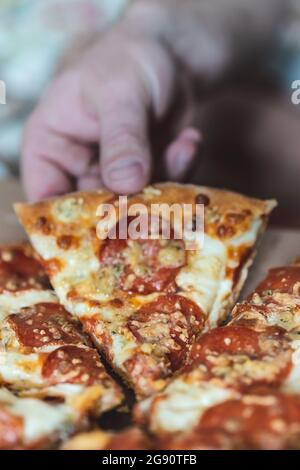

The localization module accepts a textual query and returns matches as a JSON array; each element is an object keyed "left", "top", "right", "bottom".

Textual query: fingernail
[
  {"left": 174, "top": 153, "right": 192, "bottom": 177},
  {"left": 181, "top": 128, "right": 202, "bottom": 143},
  {"left": 107, "top": 161, "right": 144, "bottom": 183}
]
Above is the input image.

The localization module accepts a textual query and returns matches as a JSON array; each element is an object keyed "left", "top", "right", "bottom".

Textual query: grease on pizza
[{"left": 16, "top": 183, "right": 275, "bottom": 396}]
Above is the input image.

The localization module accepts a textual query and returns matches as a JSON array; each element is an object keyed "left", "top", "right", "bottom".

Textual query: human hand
[{"left": 22, "top": 22, "right": 201, "bottom": 200}]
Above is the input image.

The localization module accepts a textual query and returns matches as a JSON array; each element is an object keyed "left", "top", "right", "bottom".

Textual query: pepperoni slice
[
  {"left": 256, "top": 266, "right": 300, "bottom": 295},
  {"left": 42, "top": 345, "right": 108, "bottom": 386},
  {"left": 200, "top": 393, "right": 300, "bottom": 450},
  {"left": 99, "top": 237, "right": 127, "bottom": 264},
  {"left": 7, "top": 303, "right": 87, "bottom": 349},
  {"left": 128, "top": 295, "right": 205, "bottom": 372},
  {"left": 0, "top": 407, "right": 23, "bottom": 450},
  {"left": 99, "top": 218, "right": 186, "bottom": 295},
  {"left": 189, "top": 326, "right": 264, "bottom": 363},
  {"left": 187, "top": 325, "right": 291, "bottom": 389},
  {"left": 0, "top": 246, "right": 50, "bottom": 292}
]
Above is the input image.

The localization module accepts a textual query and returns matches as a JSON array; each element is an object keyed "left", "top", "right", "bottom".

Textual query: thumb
[
  {"left": 83, "top": 37, "right": 175, "bottom": 194},
  {"left": 98, "top": 89, "right": 152, "bottom": 194}
]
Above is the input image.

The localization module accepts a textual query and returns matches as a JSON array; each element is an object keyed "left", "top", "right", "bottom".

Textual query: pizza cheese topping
[{"left": 0, "top": 388, "right": 80, "bottom": 450}]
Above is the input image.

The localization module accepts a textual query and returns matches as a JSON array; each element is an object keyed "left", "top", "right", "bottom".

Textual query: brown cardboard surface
[{"left": 0, "top": 179, "right": 299, "bottom": 297}]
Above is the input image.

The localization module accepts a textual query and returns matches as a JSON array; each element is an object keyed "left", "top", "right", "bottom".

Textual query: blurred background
[{"left": 0, "top": 0, "right": 299, "bottom": 227}]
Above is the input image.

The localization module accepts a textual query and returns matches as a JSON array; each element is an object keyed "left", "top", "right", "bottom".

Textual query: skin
[{"left": 22, "top": 0, "right": 285, "bottom": 201}]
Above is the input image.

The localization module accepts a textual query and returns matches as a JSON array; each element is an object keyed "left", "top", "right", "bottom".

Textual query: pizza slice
[
  {"left": 156, "top": 391, "right": 300, "bottom": 450},
  {"left": 0, "top": 387, "right": 83, "bottom": 449},
  {"left": 0, "top": 244, "right": 123, "bottom": 416},
  {"left": 134, "top": 260, "right": 300, "bottom": 449},
  {"left": 62, "top": 393, "right": 300, "bottom": 450},
  {"left": 16, "top": 183, "right": 275, "bottom": 397},
  {"left": 0, "top": 243, "right": 57, "bottom": 322}
]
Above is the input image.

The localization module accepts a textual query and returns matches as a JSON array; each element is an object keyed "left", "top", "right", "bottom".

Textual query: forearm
[{"left": 122, "top": 0, "right": 287, "bottom": 78}]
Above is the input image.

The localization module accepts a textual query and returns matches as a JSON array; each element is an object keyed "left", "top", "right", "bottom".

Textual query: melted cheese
[
  {"left": 229, "top": 218, "right": 262, "bottom": 248},
  {"left": 31, "top": 234, "right": 100, "bottom": 303},
  {"left": 0, "top": 388, "right": 77, "bottom": 445},
  {"left": 143, "top": 377, "right": 236, "bottom": 434},
  {"left": 176, "top": 234, "right": 226, "bottom": 316},
  {"left": 208, "top": 218, "right": 263, "bottom": 326},
  {"left": 0, "top": 351, "right": 43, "bottom": 387},
  {"left": 110, "top": 331, "right": 136, "bottom": 368},
  {"left": 283, "top": 340, "right": 300, "bottom": 393},
  {"left": 13, "top": 398, "right": 75, "bottom": 443}
]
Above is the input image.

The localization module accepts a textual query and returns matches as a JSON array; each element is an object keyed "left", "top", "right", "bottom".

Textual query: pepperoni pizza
[
  {"left": 16, "top": 183, "right": 275, "bottom": 397},
  {"left": 134, "top": 261, "right": 300, "bottom": 449},
  {"left": 0, "top": 244, "right": 123, "bottom": 449}
]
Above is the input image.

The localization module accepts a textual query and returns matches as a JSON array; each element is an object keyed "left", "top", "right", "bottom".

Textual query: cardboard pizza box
[{"left": 0, "top": 179, "right": 299, "bottom": 297}]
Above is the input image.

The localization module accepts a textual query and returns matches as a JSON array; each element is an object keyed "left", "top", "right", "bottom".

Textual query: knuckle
[{"left": 103, "top": 122, "right": 146, "bottom": 148}]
